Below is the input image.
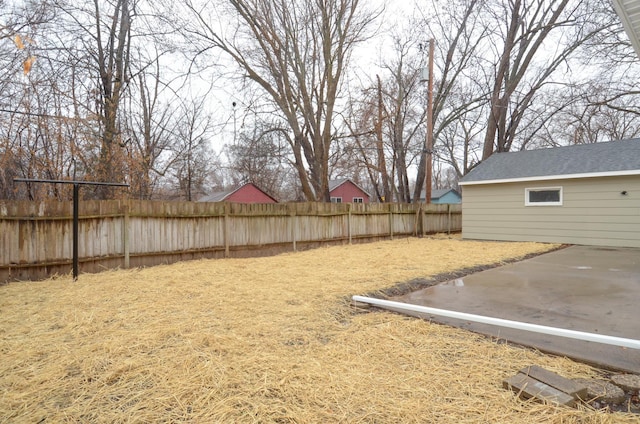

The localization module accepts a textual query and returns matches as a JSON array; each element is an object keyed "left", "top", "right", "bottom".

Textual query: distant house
[
  {"left": 459, "top": 139, "right": 640, "bottom": 248},
  {"left": 329, "top": 179, "right": 370, "bottom": 203},
  {"left": 198, "top": 182, "right": 278, "bottom": 204},
  {"left": 418, "top": 188, "right": 462, "bottom": 204}
]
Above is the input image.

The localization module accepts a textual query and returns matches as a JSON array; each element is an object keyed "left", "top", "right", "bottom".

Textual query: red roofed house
[
  {"left": 329, "top": 178, "right": 370, "bottom": 203},
  {"left": 198, "top": 182, "right": 278, "bottom": 203}
]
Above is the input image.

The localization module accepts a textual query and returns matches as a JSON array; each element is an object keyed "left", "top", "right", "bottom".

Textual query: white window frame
[
  {"left": 525, "top": 186, "right": 563, "bottom": 206},
  {"left": 330, "top": 197, "right": 342, "bottom": 203},
  {"left": 352, "top": 197, "right": 364, "bottom": 203}
]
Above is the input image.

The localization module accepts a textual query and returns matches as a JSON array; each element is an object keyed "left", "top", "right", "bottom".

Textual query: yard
[{"left": 0, "top": 236, "right": 636, "bottom": 423}]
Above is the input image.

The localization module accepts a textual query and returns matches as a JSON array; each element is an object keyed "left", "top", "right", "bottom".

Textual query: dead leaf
[
  {"left": 23, "top": 56, "right": 36, "bottom": 74},
  {"left": 14, "top": 35, "right": 24, "bottom": 50}
]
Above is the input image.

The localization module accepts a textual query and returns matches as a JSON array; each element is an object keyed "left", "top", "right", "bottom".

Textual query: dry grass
[{"left": 0, "top": 236, "right": 636, "bottom": 423}]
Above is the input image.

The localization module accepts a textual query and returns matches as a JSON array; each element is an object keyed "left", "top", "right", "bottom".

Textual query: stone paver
[
  {"left": 573, "top": 379, "right": 626, "bottom": 404},
  {"left": 611, "top": 374, "right": 640, "bottom": 393}
]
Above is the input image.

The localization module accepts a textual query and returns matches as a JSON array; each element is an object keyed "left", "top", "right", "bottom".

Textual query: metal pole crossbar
[
  {"left": 14, "top": 178, "right": 129, "bottom": 187},
  {"left": 13, "top": 178, "right": 129, "bottom": 280}
]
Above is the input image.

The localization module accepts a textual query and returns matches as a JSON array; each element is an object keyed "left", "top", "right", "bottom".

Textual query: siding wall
[
  {"left": 329, "top": 182, "right": 370, "bottom": 203},
  {"left": 462, "top": 175, "right": 640, "bottom": 247}
]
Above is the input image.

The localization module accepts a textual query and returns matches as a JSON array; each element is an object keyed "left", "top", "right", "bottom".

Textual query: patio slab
[{"left": 393, "top": 245, "right": 640, "bottom": 373}]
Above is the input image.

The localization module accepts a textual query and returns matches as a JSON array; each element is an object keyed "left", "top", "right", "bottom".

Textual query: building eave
[
  {"left": 459, "top": 169, "right": 640, "bottom": 186},
  {"left": 612, "top": 0, "right": 640, "bottom": 59}
]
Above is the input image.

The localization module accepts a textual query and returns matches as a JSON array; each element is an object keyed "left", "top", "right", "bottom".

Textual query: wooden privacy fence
[{"left": 0, "top": 200, "right": 461, "bottom": 282}]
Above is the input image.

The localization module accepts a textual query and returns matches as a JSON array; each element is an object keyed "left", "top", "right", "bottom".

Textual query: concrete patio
[{"left": 392, "top": 245, "right": 640, "bottom": 373}]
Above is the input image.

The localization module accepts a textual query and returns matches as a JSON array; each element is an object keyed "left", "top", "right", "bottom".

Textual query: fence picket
[{"left": 0, "top": 200, "right": 461, "bottom": 282}]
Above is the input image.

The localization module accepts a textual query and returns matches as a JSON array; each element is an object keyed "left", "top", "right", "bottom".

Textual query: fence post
[
  {"left": 224, "top": 202, "right": 230, "bottom": 258},
  {"left": 422, "top": 203, "right": 427, "bottom": 237},
  {"left": 447, "top": 204, "right": 451, "bottom": 235},
  {"left": 389, "top": 204, "right": 394, "bottom": 240},
  {"left": 123, "top": 200, "right": 130, "bottom": 268},
  {"left": 348, "top": 203, "right": 352, "bottom": 244},
  {"left": 290, "top": 205, "right": 297, "bottom": 252},
  {"left": 72, "top": 184, "right": 79, "bottom": 280}
]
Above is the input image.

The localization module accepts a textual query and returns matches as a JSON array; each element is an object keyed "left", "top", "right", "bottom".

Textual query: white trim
[
  {"left": 611, "top": 0, "right": 640, "bottom": 59},
  {"left": 525, "top": 186, "right": 563, "bottom": 206},
  {"left": 459, "top": 169, "right": 640, "bottom": 186},
  {"left": 330, "top": 197, "right": 342, "bottom": 203},
  {"left": 351, "top": 296, "right": 640, "bottom": 350},
  {"left": 352, "top": 197, "right": 364, "bottom": 203}
]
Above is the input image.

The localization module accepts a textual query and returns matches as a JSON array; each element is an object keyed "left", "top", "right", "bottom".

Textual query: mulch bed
[{"left": 1, "top": 236, "right": 637, "bottom": 422}]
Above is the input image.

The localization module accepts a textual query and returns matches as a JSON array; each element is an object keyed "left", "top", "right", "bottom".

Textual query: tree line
[{"left": 1, "top": 0, "right": 639, "bottom": 202}]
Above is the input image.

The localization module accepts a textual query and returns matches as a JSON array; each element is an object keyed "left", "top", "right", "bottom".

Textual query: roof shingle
[{"left": 460, "top": 139, "right": 640, "bottom": 184}]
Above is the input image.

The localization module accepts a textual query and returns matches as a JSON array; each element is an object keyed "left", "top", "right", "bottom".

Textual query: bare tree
[
  {"left": 382, "top": 37, "right": 425, "bottom": 203},
  {"left": 342, "top": 35, "right": 426, "bottom": 203},
  {"left": 437, "top": 94, "right": 486, "bottom": 178},
  {"left": 93, "top": 0, "right": 133, "bottom": 194},
  {"left": 534, "top": 82, "right": 640, "bottom": 146},
  {"left": 0, "top": 74, "right": 76, "bottom": 202},
  {"left": 481, "top": 0, "right": 614, "bottom": 159},
  {"left": 0, "top": 0, "right": 51, "bottom": 84},
  {"left": 168, "top": 98, "right": 217, "bottom": 201},
  {"left": 0, "top": 0, "right": 57, "bottom": 199},
  {"left": 2, "top": 0, "right": 636, "bottom": 203},
  {"left": 340, "top": 76, "right": 392, "bottom": 202},
  {"left": 51, "top": 0, "right": 135, "bottom": 197},
  {"left": 343, "top": 1, "right": 486, "bottom": 202},
  {"left": 180, "top": 0, "right": 380, "bottom": 201},
  {"left": 404, "top": 0, "right": 620, "bottom": 180},
  {"left": 413, "top": 0, "right": 487, "bottom": 189},
  {"left": 123, "top": 56, "right": 177, "bottom": 199},
  {"left": 224, "top": 115, "right": 291, "bottom": 200}
]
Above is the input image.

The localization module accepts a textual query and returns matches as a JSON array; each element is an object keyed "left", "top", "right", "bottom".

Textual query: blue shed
[{"left": 419, "top": 188, "right": 462, "bottom": 204}]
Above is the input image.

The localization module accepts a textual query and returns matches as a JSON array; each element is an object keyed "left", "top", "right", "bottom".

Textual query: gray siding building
[{"left": 459, "top": 139, "right": 640, "bottom": 247}]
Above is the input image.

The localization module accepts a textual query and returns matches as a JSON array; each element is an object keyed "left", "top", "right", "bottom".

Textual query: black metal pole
[
  {"left": 73, "top": 183, "right": 79, "bottom": 281},
  {"left": 13, "top": 178, "right": 128, "bottom": 281},
  {"left": 14, "top": 178, "right": 128, "bottom": 187}
]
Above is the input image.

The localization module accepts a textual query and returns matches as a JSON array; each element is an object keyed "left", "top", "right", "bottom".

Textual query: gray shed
[{"left": 459, "top": 139, "right": 640, "bottom": 247}]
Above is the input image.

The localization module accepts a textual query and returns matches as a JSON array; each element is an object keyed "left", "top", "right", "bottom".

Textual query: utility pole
[
  {"left": 425, "top": 39, "right": 434, "bottom": 205},
  {"left": 376, "top": 75, "right": 390, "bottom": 203}
]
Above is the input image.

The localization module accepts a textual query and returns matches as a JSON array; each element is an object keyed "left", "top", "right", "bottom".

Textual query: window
[
  {"left": 330, "top": 197, "right": 342, "bottom": 203},
  {"left": 525, "top": 187, "right": 562, "bottom": 206},
  {"left": 352, "top": 197, "right": 364, "bottom": 203}
]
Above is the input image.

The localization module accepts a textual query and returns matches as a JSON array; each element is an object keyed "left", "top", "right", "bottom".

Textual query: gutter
[{"left": 458, "top": 169, "right": 640, "bottom": 186}]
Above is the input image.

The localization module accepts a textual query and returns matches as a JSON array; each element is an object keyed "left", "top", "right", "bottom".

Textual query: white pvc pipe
[{"left": 352, "top": 295, "right": 640, "bottom": 350}]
